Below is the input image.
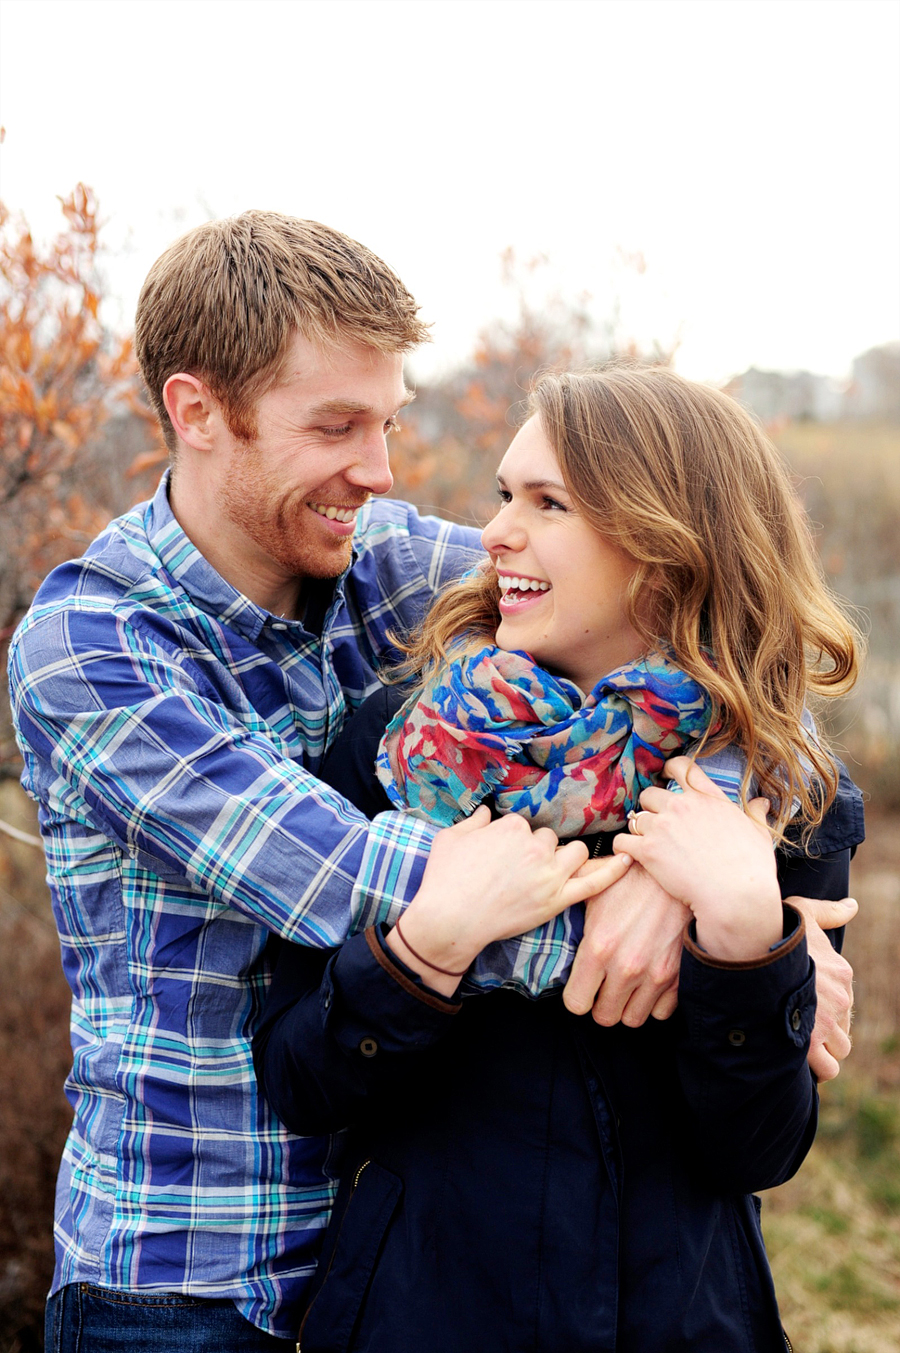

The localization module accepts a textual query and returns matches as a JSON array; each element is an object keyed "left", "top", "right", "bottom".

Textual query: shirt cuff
[{"left": 350, "top": 810, "right": 438, "bottom": 931}]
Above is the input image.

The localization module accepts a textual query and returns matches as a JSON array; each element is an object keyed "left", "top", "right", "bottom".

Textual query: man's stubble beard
[{"left": 219, "top": 455, "right": 354, "bottom": 584}]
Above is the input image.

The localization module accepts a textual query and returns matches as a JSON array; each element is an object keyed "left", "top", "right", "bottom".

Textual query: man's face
[{"left": 215, "top": 332, "right": 409, "bottom": 595}]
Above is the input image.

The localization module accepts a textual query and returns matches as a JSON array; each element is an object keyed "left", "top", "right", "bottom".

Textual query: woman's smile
[{"left": 497, "top": 572, "right": 552, "bottom": 613}]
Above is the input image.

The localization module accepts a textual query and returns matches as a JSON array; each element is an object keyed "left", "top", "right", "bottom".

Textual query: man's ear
[{"left": 163, "top": 373, "right": 218, "bottom": 451}]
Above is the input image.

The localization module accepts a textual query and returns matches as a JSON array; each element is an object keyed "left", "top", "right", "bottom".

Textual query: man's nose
[{"left": 346, "top": 430, "right": 394, "bottom": 497}]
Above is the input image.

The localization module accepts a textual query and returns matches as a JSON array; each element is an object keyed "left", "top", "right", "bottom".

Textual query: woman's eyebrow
[{"left": 496, "top": 472, "right": 569, "bottom": 492}]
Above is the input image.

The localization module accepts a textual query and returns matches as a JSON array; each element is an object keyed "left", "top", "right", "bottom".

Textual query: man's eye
[
  {"left": 321, "top": 424, "right": 353, "bottom": 438},
  {"left": 385, "top": 418, "right": 400, "bottom": 434}
]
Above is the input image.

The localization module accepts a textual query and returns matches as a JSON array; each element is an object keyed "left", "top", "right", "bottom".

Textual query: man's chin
[{"left": 286, "top": 540, "right": 354, "bottom": 583}]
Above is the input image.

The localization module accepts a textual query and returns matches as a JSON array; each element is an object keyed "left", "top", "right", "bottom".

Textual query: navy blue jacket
[{"left": 254, "top": 688, "right": 864, "bottom": 1352}]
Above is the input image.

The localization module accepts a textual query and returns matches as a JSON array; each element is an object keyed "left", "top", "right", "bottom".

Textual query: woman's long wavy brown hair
[{"left": 399, "top": 366, "right": 861, "bottom": 839}]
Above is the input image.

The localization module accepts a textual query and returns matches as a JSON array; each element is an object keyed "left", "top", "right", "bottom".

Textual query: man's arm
[{"left": 9, "top": 603, "right": 439, "bottom": 945}]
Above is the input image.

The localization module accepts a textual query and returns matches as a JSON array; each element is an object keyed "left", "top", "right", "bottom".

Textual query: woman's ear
[{"left": 163, "top": 373, "right": 217, "bottom": 452}]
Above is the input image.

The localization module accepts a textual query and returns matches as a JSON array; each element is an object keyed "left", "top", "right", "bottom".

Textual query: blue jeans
[{"left": 45, "top": 1284, "right": 294, "bottom": 1351}]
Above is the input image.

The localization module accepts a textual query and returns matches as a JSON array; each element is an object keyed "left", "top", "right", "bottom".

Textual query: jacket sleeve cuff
[
  {"left": 683, "top": 903, "right": 806, "bottom": 970},
  {"left": 680, "top": 906, "right": 816, "bottom": 1052},
  {"left": 324, "top": 925, "right": 460, "bottom": 1062}
]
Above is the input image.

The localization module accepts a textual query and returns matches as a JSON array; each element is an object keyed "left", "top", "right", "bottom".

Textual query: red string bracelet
[{"left": 393, "top": 913, "right": 469, "bottom": 977}]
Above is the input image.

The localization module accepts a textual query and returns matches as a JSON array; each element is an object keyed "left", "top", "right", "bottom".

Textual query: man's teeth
[
  {"left": 500, "top": 577, "right": 550, "bottom": 593},
  {"left": 310, "top": 503, "right": 358, "bottom": 523}
]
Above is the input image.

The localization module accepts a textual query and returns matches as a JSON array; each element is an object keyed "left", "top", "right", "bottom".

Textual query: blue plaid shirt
[{"left": 9, "top": 474, "right": 746, "bottom": 1335}]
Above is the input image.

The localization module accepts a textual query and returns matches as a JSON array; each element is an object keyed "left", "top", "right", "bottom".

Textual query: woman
[{"left": 254, "top": 367, "right": 863, "bottom": 1352}]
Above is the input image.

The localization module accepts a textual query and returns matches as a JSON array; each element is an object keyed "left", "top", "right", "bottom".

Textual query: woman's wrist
[
  {"left": 385, "top": 901, "right": 482, "bottom": 998},
  {"left": 692, "top": 889, "right": 784, "bottom": 962}
]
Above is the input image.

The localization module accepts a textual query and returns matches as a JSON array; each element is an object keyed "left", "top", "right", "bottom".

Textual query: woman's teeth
[
  {"left": 310, "top": 503, "right": 357, "bottom": 523},
  {"left": 500, "top": 577, "right": 550, "bottom": 594}
]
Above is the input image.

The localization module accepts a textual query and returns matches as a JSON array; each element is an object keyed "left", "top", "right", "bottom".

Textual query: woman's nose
[{"left": 481, "top": 507, "right": 524, "bottom": 555}]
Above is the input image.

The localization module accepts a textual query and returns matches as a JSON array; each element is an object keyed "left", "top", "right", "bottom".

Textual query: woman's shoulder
[
  {"left": 784, "top": 757, "right": 866, "bottom": 858},
  {"left": 320, "top": 684, "right": 409, "bottom": 818}
]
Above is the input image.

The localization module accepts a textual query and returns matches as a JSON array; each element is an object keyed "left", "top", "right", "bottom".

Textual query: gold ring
[{"left": 627, "top": 809, "right": 642, "bottom": 836}]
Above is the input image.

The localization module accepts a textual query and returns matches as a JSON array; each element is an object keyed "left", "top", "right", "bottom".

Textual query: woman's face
[{"left": 480, "top": 416, "right": 644, "bottom": 692}]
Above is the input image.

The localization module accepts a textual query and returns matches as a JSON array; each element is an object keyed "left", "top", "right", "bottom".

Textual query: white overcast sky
[{"left": 0, "top": 0, "right": 898, "bottom": 384}]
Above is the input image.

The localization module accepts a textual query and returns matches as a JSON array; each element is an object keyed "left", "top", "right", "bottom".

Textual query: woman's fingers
[{"left": 562, "top": 851, "right": 632, "bottom": 906}]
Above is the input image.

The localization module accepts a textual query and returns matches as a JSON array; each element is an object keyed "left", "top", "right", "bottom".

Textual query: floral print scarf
[{"left": 376, "top": 644, "right": 714, "bottom": 836}]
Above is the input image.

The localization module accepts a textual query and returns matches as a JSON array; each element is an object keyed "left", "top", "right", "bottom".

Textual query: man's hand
[
  {"left": 563, "top": 863, "right": 690, "bottom": 1026},
  {"left": 787, "top": 895, "right": 857, "bottom": 1081}
]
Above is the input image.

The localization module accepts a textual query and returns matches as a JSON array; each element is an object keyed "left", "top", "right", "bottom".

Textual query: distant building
[
  {"left": 725, "top": 367, "right": 845, "bottom": 423},
  {"left": 846, "top": 343, "right": 900, "bottom": 421}
]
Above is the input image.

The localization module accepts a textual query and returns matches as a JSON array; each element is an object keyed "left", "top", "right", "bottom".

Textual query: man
[{"left": 9, "top": 212, "right": 858, "bottom": 1350}]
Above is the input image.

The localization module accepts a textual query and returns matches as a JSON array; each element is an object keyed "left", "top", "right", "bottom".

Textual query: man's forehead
[{"left": 279, "top": 332, "right": 410, "bottom": 409}]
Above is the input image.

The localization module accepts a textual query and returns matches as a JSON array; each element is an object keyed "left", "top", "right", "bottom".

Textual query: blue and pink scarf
[{"left": 376, "top": 644, "right": 715, "bottom": 836}]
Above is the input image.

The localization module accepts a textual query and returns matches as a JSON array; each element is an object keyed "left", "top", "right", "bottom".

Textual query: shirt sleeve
[{"left": 10, "top": 602, "right": 437, "bottom": 946}]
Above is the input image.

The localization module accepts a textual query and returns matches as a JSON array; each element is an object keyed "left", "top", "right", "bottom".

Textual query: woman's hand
[
  {"left": 389, "top": 806, "right": 633, "bottom": 995},
  {"left": 612, "top": 756, "right": 783, "bottom": 962}
]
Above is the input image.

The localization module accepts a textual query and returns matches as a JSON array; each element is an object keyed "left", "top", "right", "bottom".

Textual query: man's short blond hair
[{"left": 136, "top": 211, "right": 429, "bottom": 450}]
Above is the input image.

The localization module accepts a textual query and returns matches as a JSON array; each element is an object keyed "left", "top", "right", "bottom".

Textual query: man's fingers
[
  {"left": 650, "top": 985, "right": 679, "bottom": 1021},
  {"left": 620, "top": 982, "right": 661, "bottom": 1029},
  {"left": 808, "top": 1044, "right": 841, "bottom": 1082},
  {"left": 663, "top": 755, "right": 729, "bottom": 799},
  {"left": 787, "top": 895, "right": 859, "bottom": 930},
  {"left": 821, "top": 1025, "right": 853, "bottom": 1061},
  {"left": 562, "top": 951, "right": 605, "bottom": 1015}
]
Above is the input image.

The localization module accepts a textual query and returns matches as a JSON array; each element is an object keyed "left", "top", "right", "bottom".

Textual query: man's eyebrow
[{"left": 307, "top": 388, "right": 416, "bottom": 420}]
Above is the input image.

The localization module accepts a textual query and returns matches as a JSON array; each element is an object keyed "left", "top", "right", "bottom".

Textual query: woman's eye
[
  {"left": 542, "top": 496, "right": 567, "bottom": 511},
  {"left": 496, "top": 488, "right": 512, "bottom": 504}
]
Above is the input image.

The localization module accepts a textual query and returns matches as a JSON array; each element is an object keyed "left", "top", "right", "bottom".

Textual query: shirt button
[
  {"left": 790, "top": 1008, "right": 802, "bottom": 1032},
  {"left": 728, "top": 1029, "right": 746, "bottom": 1047},
  {"left": 359, "top": 1037, "right": 378, "bottom": 1058}
]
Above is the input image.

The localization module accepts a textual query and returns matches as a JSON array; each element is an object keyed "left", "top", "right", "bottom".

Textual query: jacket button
[
  {"left": 323, "top": 992, "right": 331, "bottom": 1010},
  {"left": 359, "top": 1037, "right": 379, "bottom": 1058},
  {"left": 728, "top": 1029, "right": 746, "bottom": 1047},
  {"left": 790, "top": 1008, "right": 802, "bottom": 1032}
]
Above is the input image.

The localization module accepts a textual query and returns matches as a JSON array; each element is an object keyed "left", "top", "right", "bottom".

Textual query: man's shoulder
[
  {"left": 29, "top": 498, "right": 158, "bottom": 608},
  {"left": 10, "top": 496, "right": 175, "bottom": 668},
  {"left": 352, "top": 498, "right": 482, "bottom": 589}
]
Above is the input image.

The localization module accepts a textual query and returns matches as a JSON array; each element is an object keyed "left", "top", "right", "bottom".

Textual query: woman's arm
[
  {"left": 612, "top": 758, "right": 826, "bottom": 1192},
  {"left": 253, "top": 927, "right": 461, "bottom": 1135}
]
